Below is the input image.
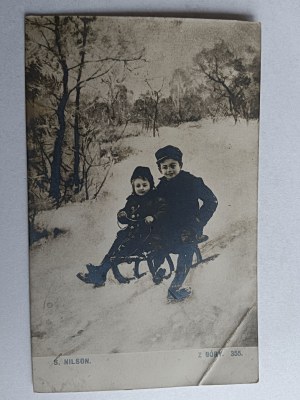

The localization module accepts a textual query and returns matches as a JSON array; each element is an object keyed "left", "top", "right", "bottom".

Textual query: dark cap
[
  {"left": 130, "top": 166, "right": 154, "bottom": 189},
  {"left": 155, "top": 145, "right": 183, "bottom": 164}
]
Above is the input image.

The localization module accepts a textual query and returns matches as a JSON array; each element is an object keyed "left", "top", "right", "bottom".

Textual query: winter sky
[
  {"left": 101, "top": 17, "right": 260, "bottom": 98},
  {"left": 78, "top": 17, "right": 260, "bottom": 99}
]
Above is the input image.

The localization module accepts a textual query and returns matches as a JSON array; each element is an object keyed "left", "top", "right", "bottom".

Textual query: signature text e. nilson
[{"left": 54, "top": 357, "right": 91, "bottom": 365}]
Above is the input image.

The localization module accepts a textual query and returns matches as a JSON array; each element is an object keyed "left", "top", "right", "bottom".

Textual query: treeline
[
  {"left": 131, "top": 40, "right": 260, "bottom": 129},
  {"left": 26, "top": 16, "right": 260, "bottom": 226}
]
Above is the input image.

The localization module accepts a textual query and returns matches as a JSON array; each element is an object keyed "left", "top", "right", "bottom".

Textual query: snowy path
[{"left": 30, "top": 118, "right": 258, "bottom": 356}]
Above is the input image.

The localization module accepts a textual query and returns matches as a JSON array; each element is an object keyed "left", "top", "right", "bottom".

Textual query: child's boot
[
  {"left": 153, "top": 267, "right": 166, "bottom": 285},
  {"left": 167, "top": 287, "right": 192, "bottom": 302}
]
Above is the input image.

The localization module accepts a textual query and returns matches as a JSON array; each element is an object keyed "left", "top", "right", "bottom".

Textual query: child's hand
[{"left": 145, "top": 216, "right": 154, "bottom": 224}]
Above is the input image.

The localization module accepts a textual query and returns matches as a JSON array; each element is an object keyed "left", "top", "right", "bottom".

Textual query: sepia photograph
[{"left": 25, "top": 16, "right": 260, "bottom": 391}]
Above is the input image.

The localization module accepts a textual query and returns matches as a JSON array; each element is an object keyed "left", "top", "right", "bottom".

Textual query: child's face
[
  {"left": 159, "top": 158, "right": 182, "bottom": 180},
  {"left": 132, "top": 178, "right": 151, "bottom": 196}
]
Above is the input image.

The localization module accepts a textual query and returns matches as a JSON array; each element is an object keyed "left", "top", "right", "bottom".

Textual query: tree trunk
[
  {"left": 49, "top": 17, "right": 69, "bottom": 205},
  {"left": 73, "top": 19, "right": 88, "bottom": 193},
  {"left": 50, "top": 91, "right": 68, "bottom": 204},
  {"left": 152, "top": 92, "right": 159, "bottom": 137}
]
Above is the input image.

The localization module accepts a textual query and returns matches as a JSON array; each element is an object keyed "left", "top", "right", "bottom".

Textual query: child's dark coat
[
  {"left": 156, "top": 170, "right": 218, "bottom": 246},
  {"left": 117, "top": 189, "right": 167, "bottom": 255},
  {"left": 108, "top": 189, "right": 168, "bottom": 258}
]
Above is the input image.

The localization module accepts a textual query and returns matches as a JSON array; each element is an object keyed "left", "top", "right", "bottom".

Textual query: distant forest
[{"left": 25, "top": 16, "right": 260, "bottom": 224}]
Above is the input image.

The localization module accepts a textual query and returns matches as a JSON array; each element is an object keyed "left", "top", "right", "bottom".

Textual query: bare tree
[
  {"left": 193, "top": 40, "right": 259, "bottom": 123},
  {"left": 145, "top": 79, "right": 164, "bottom": 137},
  {"left": 170, "top": 69, "right": 192, "bottom": 122},
  {"left": 26, "top": 16, "right": 145, "bottom": 206}
]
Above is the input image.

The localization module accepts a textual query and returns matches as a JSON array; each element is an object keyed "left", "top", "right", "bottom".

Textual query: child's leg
[
  {"left": 145, "top": 249, "right": 167, "bottom": 284},
  {"left": 80, "top": 230, "right": 130, "bottom": 286},
  {"left": 152, "top": 250, "right": 166, "bottom": 270},
  {"left": 96, "top": 229, "right": 143, "bottom": 284},
  {"left": 99, "top": 229, "right": 129, "bottom": 264},
  {"left": 168, "top": 244, "right": 194, "bottom": 294}
]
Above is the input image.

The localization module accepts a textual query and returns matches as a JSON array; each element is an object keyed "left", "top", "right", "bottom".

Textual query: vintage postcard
[{"left": 25, "top": 16, "right": 260, "bottom": 392}]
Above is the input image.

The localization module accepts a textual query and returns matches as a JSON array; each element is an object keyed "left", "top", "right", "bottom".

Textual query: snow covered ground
[{"left": 30, "top": 118, "right": 259, "bottom": 357}]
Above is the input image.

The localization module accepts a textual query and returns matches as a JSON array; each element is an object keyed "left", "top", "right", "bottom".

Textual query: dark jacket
[
  {"left": 156, "top": 170, "right": 218, "bottom": 237},
  {"left": 117, "top": 189, "right": 167, "bottom": 226},
  {"left": 115, "top": 189, "right": 168, "bottom": 252}
]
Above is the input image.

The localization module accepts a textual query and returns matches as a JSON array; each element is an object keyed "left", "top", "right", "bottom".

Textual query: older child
[
  {"left": 77, "top": 166, "right": 167, "bottom": 287},
  {"left": 155, "top": 145, "right": 218, "bottom": 301}
]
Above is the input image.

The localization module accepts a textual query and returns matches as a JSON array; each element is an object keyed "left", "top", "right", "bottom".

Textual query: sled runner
[
  {"left": 109, "top": 251, "right": 174, "bottom": 284},
  {"left": 77, "top": 238, "right": 207, "bottom": 288},
  {"left": 77, "top": 214, "right": 208, "bottom": 287}
]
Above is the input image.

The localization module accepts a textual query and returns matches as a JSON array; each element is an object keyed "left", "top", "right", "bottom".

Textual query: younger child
[
  {"left": 77, "top": 166, "right": 167, "bottom": 287},
  {"left": 155, "top": 145, "right": 218, "bottom": 301}
]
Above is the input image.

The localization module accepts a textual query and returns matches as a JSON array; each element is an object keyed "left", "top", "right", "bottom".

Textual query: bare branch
[
  {"left": 68, "top": 63, "right": 116, "bottom": 95},
  {"left": 30, "top": 38, "right": 52, "bottom": 53},
  {"left": 68, "top": 53, "right": 145, "bottom": 71},
  {"left": 93, "top": 159, "right": 114, "bottom": 199},
  {"left": 40, "top": 30, "right": 52, "bottom": 52}
]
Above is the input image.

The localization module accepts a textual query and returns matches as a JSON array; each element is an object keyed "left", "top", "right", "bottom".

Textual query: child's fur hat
[
  {"left": 130, "top": 166, "right": 154, "bottom": 189},
  {"left": 155, "top": 145, "right": 183, "bottom": 165}
]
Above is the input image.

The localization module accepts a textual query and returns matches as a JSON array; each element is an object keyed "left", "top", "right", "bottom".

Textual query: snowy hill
[{"left": 30, "top": 118, "right": 258, "bottom": 357}]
